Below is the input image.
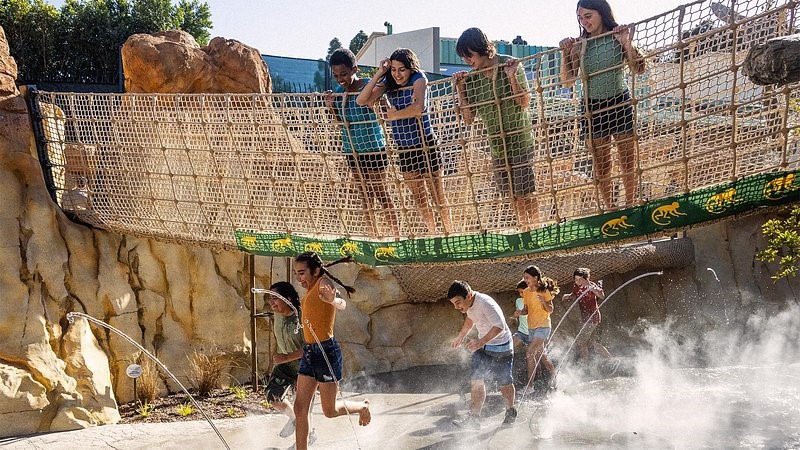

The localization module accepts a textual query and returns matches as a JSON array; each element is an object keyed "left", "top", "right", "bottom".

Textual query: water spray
[
  {"left": 557, "top": 271, "right": 664, "bottom": 372},
  {"left": 65, "top": 312, "right": 231, "bottom": 450},
  {"left": 518, "top": 271, "right": 664, "bottom": 402},
  {"left": 707, "top": 267, "right": 730, "bottom": 323}
]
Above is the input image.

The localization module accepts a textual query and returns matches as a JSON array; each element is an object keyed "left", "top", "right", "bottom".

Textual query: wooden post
[{"left": 249, "top": 253, "right": 258, "bottom": 391}]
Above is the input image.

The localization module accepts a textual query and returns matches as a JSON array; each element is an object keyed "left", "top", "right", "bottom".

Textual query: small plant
[
  {"left": 226, "top": 407, "right": 237, "bottom": 417},
  {"left": 260, "top": 400, "right": 272, "bottom": 410},
  {"left": 187, "top": 349, "right": 227, "bottom": 397},
  {"left": 176, "top": 402, "right": 194, "bottom": 417},
  {"left": 229, "top": 385, "right": 247, "bottom": 400},
  {"left": 134, "top": 353, "right": 160, "bottom": 405},
  {"left": 756, "top": 206, "right": 800, "bottom": 280},
  {"left": 137, "top": 402, "right": 154, "bottom": 417}
]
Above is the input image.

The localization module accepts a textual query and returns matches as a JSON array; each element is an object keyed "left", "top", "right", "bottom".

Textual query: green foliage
[
  {"left": 326, "top": 37, "right": 342, "bottom": 61},
  {"left": 260, "top": 400, "right": 272, "bottom": 410},
  {"left": 225, "top": 407, "right": 238, "bottom": 417},
  {"left": 1, "top": 0, "right": 212, "bottom": 84},
  {"left": 137, "top": 401, "right": 154, "bottom": 417},
  {"left": 756, "top": 207, "right": 800, "bottom": 280},
  {"left": 175, "top": 0, "right": 211, "bottom": 46},
  {"left": 228, "top": 384, "right": 247, "bottom": 400},
  {"left": 175, "top": 402, "right": 194, "bottom": 417},
  {"left": 349, "top": 30, "right": 368, "bottom": 54}
]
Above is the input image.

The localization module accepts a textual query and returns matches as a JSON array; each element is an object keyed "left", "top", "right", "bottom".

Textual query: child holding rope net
[
  {"left": 292, "top": 252, "right": 370, "bottom": 450},
  {"left": 357, "top": 48, "right": 451, "bottom": 234},
  {"left": 560, "top": 0, "right": 646, "bottom": 211},
  {"left": 453, "top": 27, "right": 540, "bottom": 230},
  {"left": 325, "top": 49, "right": 400, "bottom": 239}
]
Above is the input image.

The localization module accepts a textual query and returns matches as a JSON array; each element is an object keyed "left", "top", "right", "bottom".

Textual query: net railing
[{"left": 37, "top": 0, "right": 800, "bottom": 251}]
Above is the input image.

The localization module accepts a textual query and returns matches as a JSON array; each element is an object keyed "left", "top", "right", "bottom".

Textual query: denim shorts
[
  {"left": 470, "top": 346, "right": 514, "bottom": 386},
  {"left": 298, "top": 337, "right": 343, "bottom": 383},
  {"left": 514, "top": 330, "right": 532, "bottom": 345},
  {"left": 530, "top": 327, "right": 551, "bottom": 340}
]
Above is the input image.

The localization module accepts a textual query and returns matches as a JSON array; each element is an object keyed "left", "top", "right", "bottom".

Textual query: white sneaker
[{"left": 279, "top": 418, "right": 295, "bottom": 438}]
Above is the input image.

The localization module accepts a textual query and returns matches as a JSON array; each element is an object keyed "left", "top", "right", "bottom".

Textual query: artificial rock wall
[{"left": 2, "top": 26, "right": 798, "bottom": 439}]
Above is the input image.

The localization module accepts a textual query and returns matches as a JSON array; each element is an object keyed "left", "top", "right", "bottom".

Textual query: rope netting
[
  {"left": 391, "top": 237, "right": 694, "bottom": 301},
  {"left": 34, "top": 0, "right": 800, "bottom": 258}
]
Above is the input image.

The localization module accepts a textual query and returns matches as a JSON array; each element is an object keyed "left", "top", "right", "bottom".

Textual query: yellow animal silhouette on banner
[
  {"left": 651, "top": 202, "right": 687, "bottom": 226},
  {"left": 271, "top": 237, "right": 293, "bottom": 253},
  {"left": 705, "top": 188, "right": 740, "bottom": 214},
  {"left": 763, "top": 174, "right": 798, "bottom": 200},
  {"left": 601, "top": 216, "right": 634, "bottom": 237},
  {"left": 374, "top": 246, "right": 398, "bottom": 262},
  {"left": 304, "top": 242, "right": 323, "bottom": 253},
  {"left": 339, "top": 241, "right": 364, "bottom": 257},
  {"left": 240, "top": 236, "right": 257, "bottom": 249}
]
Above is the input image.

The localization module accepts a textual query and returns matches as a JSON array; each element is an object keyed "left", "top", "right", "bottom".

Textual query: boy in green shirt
[{"left": 454, "top": 27, "right": 540, "bottom": 230}]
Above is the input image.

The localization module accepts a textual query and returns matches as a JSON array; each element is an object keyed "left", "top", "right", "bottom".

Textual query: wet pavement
[{"left": 0, "top": 391, "right": 545, "bottom": 450}]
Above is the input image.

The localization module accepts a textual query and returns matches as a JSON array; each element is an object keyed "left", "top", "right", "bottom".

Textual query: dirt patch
[
  {"left": 118, "top": 365, "right": 470, "bottom": 424},
  {"left": 118, "top": 385, "right": 276, "bottom": 424}
]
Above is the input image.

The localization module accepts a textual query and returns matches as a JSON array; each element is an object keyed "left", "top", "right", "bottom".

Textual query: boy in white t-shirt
[{"left": 448, "top": 280, "right": 517, "bottom": 430}]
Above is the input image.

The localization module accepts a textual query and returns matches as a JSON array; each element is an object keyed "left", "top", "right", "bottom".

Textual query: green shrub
[
  {"left": 176, "top": 402, "right": 194, "bottom": 417},
  {"left": 137, "top": 402, "right": 154, "bottom": 417}
]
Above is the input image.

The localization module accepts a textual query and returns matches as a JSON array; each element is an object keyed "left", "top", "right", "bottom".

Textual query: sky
[
  {"left": 208, "top": 0, "right": 694, "bottom": 59},
  {"left": 43, "top": 0, "right": 697, "bottom": 59}
]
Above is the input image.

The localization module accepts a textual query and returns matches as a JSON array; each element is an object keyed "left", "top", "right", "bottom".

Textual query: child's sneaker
[
  {"left": 502, "top": 407, "right": 518, "bottom": 425},
  {"left": 279, "top": 418, "right": 295, "bottom": 438},
  {"left": 453, "top": 414, "right": 481, "bottom": 430}
]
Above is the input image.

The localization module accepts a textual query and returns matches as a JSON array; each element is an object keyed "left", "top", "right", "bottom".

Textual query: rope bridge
[{"left": 31, "top": 0, "right": 800, "bottom": 265}]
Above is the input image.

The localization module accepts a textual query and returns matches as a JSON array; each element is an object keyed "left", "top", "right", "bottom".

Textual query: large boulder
[{"left": 121, "top": 30, "right": 271, "bottom": 93}]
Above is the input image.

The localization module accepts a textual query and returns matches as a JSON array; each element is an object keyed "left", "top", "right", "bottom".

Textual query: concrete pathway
[{"left": 0, "top": 392, "right": 548, "bottom": 450}]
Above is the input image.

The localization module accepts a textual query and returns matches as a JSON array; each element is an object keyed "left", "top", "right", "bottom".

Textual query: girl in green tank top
[{"left": 559, "top": 0, "right": 646, "bottom": 211}]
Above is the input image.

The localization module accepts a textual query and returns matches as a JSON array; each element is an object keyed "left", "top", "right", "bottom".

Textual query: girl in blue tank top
[{"left": 357, "top": 48, "right": 451, "bottom": 234}]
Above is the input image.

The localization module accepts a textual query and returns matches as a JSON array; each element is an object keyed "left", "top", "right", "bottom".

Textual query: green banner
[{"left": 235, "top": 170, "right": 800, "bottom": 265}]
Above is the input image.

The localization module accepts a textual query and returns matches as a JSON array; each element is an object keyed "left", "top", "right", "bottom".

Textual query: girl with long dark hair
[
  {"left": 357, "top": 48, "right": 451, "bottom": 234},
  {"left": 291, "top": 252, "right": 369, "bottom": 450},
  {"left": 560, "top": 0, "right": 646, "bottom": 210}
]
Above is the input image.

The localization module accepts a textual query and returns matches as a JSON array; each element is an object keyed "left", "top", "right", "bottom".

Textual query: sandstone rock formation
[{"left": 121, "top": 30, "right": 271, "bottom": 94}]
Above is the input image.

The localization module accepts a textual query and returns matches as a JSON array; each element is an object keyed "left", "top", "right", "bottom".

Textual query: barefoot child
[{"left": 292, "top": 252, "right": 370, "bottom": 450}]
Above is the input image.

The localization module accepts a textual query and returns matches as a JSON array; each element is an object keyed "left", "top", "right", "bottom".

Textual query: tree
[
  {"left": 512, "top": 35, "right": 527, "bottom": 45},
  {"left": 756, "top": 207, "right": 800, "bottom": 280},
  {"left": 1, "top": 0, "right": 213, "bottom": 84},
  {"left": 349, "top": 30, "right": 368, "bottom": 54},
  {"left": 326, "top": 37, "right": 342, "bottom": 61},
  {"left": 175, "top": 0, "right": 212, "bottom": 46},
  {"left": 0, "top": 0, "right": 61, "bottom": 81}
]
